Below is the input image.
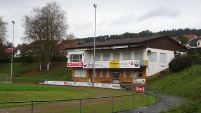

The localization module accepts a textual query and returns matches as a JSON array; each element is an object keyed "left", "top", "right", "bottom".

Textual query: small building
[
  {"left": 4, "top": 47, "right": 21, "bottom": 57},
  {"left": 66, "top": 35, "right": 187, "bottom": 84},
  {"left": 188, "top": 36, "right": 201, "bottom": 48}
]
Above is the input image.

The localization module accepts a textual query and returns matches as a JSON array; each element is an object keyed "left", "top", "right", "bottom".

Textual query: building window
[
  {"left": 131, "top": 70, "right": 135, "bottom": 78},
  {"left": 160, "top": 53, "right": 167, "bottom": 63},
  {"left": 134, "top": 52, "right": 143, "bottom": 60},
  {"left": 106, "top": 70, "right": 109, "bottom": 77},
  {"left": 70, "top": 54, "right": 82, "bottom": 62},
  {"left": 123, "top": 70, "right": 126, "bottom": 78},
  {"left": 138, "top": 70, "right": 142, "bottom": 77},
  {"left": 95, "top": 54, "right": 100, "bottom": 61},
  {"left": 103, "top": 53, "right": 110, "bottom": 61},
  {"left": 149, "top": 52, "right": 157, "bottom": 62},
  {"left": 74, "top": 69, "right": 86, "bottom": 77},
  {"left": 123, "top": 52, "right": 131, "bottom": 60},
  {"left": 113, "top": 53, "right": 120, "bottom": 60},
  {"left": 100, "top": 70, "right": 103, "bottom": 77}
]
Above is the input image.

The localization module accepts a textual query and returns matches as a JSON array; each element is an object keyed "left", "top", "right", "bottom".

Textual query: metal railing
[{"left": 0, "top": 93, "right": 156, "bottom": 113}]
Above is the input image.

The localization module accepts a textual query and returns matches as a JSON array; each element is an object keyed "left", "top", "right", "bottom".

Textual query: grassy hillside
[
  {"left": 0, "top": 62, "right": 72, "bottom": 83},
  {"left": 148, "top": 65, "right": 201, "bottom": 113}
]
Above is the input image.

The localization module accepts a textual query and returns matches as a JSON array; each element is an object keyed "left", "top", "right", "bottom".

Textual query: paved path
[{"left": 117, "top": 93, "right": 186, "bottom": 113}]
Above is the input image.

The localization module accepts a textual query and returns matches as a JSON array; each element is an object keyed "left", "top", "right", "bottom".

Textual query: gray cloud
[
  {"left": 104, "top": 13, "right": 136, "bottom": 27},
  {"left": 137, "top": 6, "right": 180, "bottom": 21}
]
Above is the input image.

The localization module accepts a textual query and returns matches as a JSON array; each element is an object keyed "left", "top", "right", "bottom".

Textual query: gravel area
[{"left": 117, "top": 92, "right": 186, "bottom": 113}]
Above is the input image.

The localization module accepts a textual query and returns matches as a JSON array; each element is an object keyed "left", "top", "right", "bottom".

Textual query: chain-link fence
[{"left": 0, "top": 93, "right": 156, "bottom": 113}]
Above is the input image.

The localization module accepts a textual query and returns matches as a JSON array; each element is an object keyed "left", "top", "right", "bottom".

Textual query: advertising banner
[
  {"left": 44, "top": 81, "right": 92, "bottom": 87},
  {"left": 120, "top": 60, "right": 140, "bottom": 68},
  {"left": 102, "top": 83, "right": 112, "bottom": 88},
  {"left": 83, "top": 60, "right": 140, "bottom": 69},
  {"left": 67, "top": 62, "right": 83, "bottom": 67},
  {"left": 83, "top": 61, "right": 109, "bottom": 68},
  {"left": 136, "top": 86, "right": 145, "bottom": 93},
  {"left": 94, "top": 83, "right": 103, "bottom": 88},
  {"left": 133, "top": 78, "right": 145, "bottom": 84},
  {"left": 44, "top": 81, "right": 68, "bottom": 85},
  {"left": 43, "top": 81, "right": 121, "bottom": 89},
  {"left": 110, "top": 84, "right": 121, "bottom": 89},
  {"left": 109, "top": 60, "right": 120, "bottom": 68},
  {"left": 96, "top": 61, "right": 109, "bottom": 68}
]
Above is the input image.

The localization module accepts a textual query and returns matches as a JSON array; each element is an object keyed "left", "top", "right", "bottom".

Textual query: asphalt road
[{"left": 117, "top": 93, "right": 186, "bottom": 113}]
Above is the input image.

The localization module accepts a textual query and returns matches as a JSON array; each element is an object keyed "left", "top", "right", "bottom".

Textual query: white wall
[
  {"left": 14, "top": 49, "right": 21, "bottom": 57},
  {"left": 84, "top": 51, "right": 91, "bottom": 61},
  {"left": 67, "top": 48, "right": 175, "bottom": 77},
  {"left": 197, "top": 40, "right": 201, "bottom": 47},
  {"left": 145, "top": 48, "right": 174, "bottom": 76}
]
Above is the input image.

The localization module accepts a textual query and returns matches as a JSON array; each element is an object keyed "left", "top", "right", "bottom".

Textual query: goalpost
[{"left": 0, "top": 74, "right": 12, "bottom": 83}]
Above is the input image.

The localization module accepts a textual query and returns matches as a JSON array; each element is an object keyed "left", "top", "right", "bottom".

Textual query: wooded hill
[{"left": 76, "top": 28, "right": 201, "bottom": 43}]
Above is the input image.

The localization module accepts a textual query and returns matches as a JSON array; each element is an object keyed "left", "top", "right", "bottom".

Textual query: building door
[{"left": 113, "top": 71, "right": 119, "bottom": 83}]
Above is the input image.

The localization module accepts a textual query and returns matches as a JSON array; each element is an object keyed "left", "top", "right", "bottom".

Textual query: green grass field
[
  {"left": 0, "top": 84, "right": 95, "bottom": 102},
  {"left": 0, "top": 63, "right": 156, "bottom": 112},
  {"left": 149, "top": 65, "right": 201, "bottom": 113},
  {"left": 0, "top": 83, "right": 155, "bottom": 113}
]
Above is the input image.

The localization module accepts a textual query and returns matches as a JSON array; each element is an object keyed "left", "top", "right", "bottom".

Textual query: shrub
[
  {"left": 51, "top": 56, "right": 66, "bottom": 62},
  {"left": 169, "top": 55, "right": 192, "bottom": 72}
]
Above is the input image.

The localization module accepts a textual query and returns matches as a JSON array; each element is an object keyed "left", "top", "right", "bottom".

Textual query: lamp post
[
  {"left": 93, "top": 4, "right": 97, "bottom": 87},
  {"left": 11, "top": 21, "right": 15, "bottom": 83}
]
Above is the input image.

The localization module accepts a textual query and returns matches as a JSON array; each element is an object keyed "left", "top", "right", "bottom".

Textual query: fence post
[
  {"left": 31, "top": 101, "right": 33, "bottom": 113},
  {"left": 154, "top": 91, "right": 157, "bottom": 103},
  {"left": 80, "top": 99, "right": 82, "bottom": 113},
  {"left": 112, "top": 96, "right": 114, "bottom": 113},
  {"left": 146, "top": 93, "right": 149, "bottom": 106},
  {"left": 132, "top": 94, "right": 134, "bottom": 109}
]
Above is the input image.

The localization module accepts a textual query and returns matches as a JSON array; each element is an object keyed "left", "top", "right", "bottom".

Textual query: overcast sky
[{"left": 1, "top": 0, "right": 201, "bottom": 46}]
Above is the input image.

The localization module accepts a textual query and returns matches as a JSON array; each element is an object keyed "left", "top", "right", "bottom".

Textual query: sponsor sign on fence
[
  {"left": 136, "top": 86, "right": 145, "bottom": 93},
  {"left": 44, "top": 81, "right": 92, "bottom": 87},
  {"left": 42, "top": 81, "right": 121, "bottom": 89},
  {"left": 133, "top": 78, "right": 145, "bottom": 84}
]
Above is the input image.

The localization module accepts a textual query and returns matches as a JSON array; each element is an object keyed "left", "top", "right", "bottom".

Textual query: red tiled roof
[
  {"left": 58, "top": 41, "right": 78, "bottom": 50},
  {"left": 184, "top": 34, "right": 197, "bottom": 40},
  {"left": 171, "top": 36, "right": 181, "bottom": 43},
  {"left": 58, "top": 43, "right": 69, "bottom": 50},
  {"left": 4, "top": 47, "right": 18, "bottom": 54}
]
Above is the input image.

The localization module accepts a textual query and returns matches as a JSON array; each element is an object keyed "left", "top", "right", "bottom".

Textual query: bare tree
[
  {"left": 23, "top": 2, "right": 68, "bottom": 70},
  {"left": 0, "top": 16, "right": 7, "bottom": 41},
  {"left": 66, "top": 33, "right": 75, "bottom": 41},
  {"left": 0, "top": 16, "right": 7, "bottom": 58}
]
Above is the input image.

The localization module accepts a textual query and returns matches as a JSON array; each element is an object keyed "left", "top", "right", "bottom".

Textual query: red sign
[
  {"left": 136, "top": 86, "right": 145, "bottom": 93},
  {"left": 67, "top": 62, "right": 83, "bottom": 67}
]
